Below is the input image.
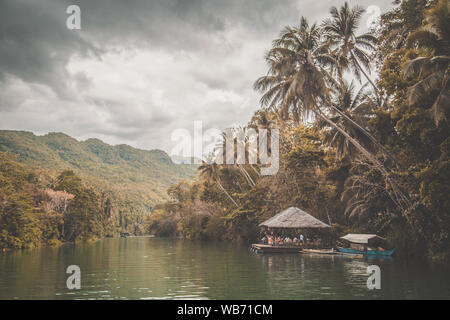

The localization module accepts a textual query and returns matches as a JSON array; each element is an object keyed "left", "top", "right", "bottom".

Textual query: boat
[
  {"left": 336, "top": 234, "right": 395, "bottom": 256},
  {"left": 301, "top": 248, "right": 338, "bottom": 255},
  {"left": 336, "top": 246, "right": 394, "bottom": 256},
  {"left": 251, "top": 244, "right": 302, "bottom": 254},
  {"left": 120, "top": 232, "right": 131, "bottom": 238}
]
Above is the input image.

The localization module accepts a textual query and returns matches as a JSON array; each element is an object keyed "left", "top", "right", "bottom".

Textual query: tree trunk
[
  {"left": 351, "top": 52, "right": 380, "bottom": 99},
  {"left": 216, "top": 180, "right": 239, "bottom": 207},
  {"left": 328, "top": 104, "right": 400, "bottom": 167},
  {"left": 314, "top": 108, "right": 410, "bottom": 211},
  {"left": 238, "top": 164, "right": 255, "bottom": 187}
]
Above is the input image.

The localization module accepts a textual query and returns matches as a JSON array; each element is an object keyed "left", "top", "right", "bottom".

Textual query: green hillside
[{"left": 0, "top": 130, "right": 198, "bottom": 233}]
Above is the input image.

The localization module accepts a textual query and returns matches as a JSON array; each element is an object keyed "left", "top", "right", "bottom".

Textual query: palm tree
[
  {"left": 248, "top": 109, "right": 278, "bottom": 175},
  {"left": 322, "top": 2, "right": 379, "bottom": 94},
  {"left": 322, "top": 82, "right": 374, "bottom": 158},
  {"left": 341, "top": 159, "right": 394, "bottom": 225},
  {"left": 254, "top": 16, "right": 411, "bottom": 211},
  {"left": 213, "top": 129, "right": 256, "bottom": 188},
  {"left": 198, "top": 161, "right": 238, "bottom": 207},
  {"left": 249, "top": 109, "right": 276, "bottom": 131},
  {"left": 402, "top": 0, "right": 450, "bottom": 126},
  {"left": 254, "top": 17, "right": 337, "bottom": 123}
]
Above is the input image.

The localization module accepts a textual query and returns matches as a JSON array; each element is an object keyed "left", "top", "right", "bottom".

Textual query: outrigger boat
[{"left": 336, "top": 234, "right": 394, "bottom": 256}]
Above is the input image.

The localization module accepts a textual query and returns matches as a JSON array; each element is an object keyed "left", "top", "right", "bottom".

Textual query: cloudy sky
[{"left": 0, "top": 0, "right": 394, "bottom": 155}]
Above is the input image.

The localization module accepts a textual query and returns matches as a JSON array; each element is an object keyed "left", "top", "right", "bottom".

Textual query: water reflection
[{"left": 0, "top": 237, "right": 448, "bottom": 299}]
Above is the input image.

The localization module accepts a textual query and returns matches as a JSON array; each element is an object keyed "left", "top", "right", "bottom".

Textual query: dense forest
[
  {"left": 0, "top": 132, "right": 197, "bottom": 249},
  {"left": 0, "top": 152, "right": 115, "bottom": 249},
  {"left": 147, "top": 0, "right": 450, "bottom": 264}
]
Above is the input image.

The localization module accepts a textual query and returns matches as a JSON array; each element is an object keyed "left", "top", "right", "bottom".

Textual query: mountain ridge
[{"left": 0, "top": 130, "right": 198, "bottom": 218}]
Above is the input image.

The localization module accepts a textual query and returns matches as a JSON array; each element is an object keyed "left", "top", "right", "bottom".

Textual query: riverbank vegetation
[
  {"left": 0, "top": 151, "right": 118, "bottom": 249},
  {"left": 147, "top": 0, "right": 450, "bottom": 264}
]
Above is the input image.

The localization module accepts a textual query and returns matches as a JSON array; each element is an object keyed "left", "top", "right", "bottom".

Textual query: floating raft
[{"left": 251, "top": 244, "right": 302, "bottom": 253}]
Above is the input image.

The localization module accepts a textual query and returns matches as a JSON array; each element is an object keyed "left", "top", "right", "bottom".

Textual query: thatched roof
[
  {"left": 259, "top": 207, "right": 331, "bottom": 229},
  {"left": 340, "top": 234, "right": 385, "bottom": 244}
]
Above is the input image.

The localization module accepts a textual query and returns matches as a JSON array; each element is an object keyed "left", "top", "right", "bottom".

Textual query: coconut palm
[
  {"left": 322, "top": 2, "right": 379, "bottom": 94},
  {"left": 341, "top": 159, "right": 393, "bottom": 224},
  {"left": 254, "top": 16, "right": 411, "bottom": 211},
  {"left": 198, "top": 162, "right": 238, "bottom": 207},
  {"left": 217, "top": 128, "right": 257, "bottom": 188},
  {"left": 249, "top": 109, "right": 276, "bottom": 131},
  {"left": 254, "top": 17, "right": 337, "bottom": 123},
  {"left": 248, "top": 109, "right": 277, "bottom": 170},
  {"left": 322, "top": 82, "right": 374, "bottom": 158},
  {"left": 403, "top": 0, "right": 450, "bottom": 126}
]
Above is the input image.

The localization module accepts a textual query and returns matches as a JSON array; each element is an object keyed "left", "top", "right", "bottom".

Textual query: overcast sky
[{"left": 0, "top": 0, "right": 394, "bottom": 154}]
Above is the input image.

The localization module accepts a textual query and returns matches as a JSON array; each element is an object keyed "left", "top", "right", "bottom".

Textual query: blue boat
[
  {"left": 336, "top": 246, "right": 395, "bottom": 256},
  {"left": 337, "top": 234, "right": 394, "bottom": 256}
]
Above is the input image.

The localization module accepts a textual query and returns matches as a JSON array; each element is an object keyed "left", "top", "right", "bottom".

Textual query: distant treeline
[{"left": 147, "top": 0, "right": 450, "bottom": 264}]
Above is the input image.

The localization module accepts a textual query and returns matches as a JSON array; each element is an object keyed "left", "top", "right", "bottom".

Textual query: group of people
[{"left": 261, "top": 234, "right": 305, "bottom": 246}]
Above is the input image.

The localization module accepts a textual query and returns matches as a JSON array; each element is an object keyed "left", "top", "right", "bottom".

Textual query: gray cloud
[{"left": 0, "top": 0, "right": 393, "bottom": 153}]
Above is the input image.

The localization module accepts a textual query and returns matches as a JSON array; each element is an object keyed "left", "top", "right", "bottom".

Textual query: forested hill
[{"left": 0, "top": 130, "right": 197, "bottom": 216}]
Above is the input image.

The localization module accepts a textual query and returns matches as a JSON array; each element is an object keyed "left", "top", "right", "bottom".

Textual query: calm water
[{"left": 0, "top": 237, "right": 449, "bottom": 300}]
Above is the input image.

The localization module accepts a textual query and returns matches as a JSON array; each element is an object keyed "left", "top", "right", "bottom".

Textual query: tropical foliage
[
  {"left": 0, "top": 130, "right": 197, "bottom": 236},
  {"left": 148, "top": 0, "right": 450, "bottom": 264},
  {"left": 0, "top": 152, "right": 116, "bottom": 249}
]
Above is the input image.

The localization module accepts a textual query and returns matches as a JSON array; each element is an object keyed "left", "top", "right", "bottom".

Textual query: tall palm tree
[
  {"left": 254, "top": 17, "right": 337, "bottom": 123},
  {"left": 322, "top": 2, "right": 379, "bottom": 94},
  {"left": 198, "top": 161, "right": 238, "bottom": 207},
  {"left": 403, "top": 0, "right": 450, "bottom": 126},
  {"left": 254, "top": 16, "right": 411, "bottom": 211}
]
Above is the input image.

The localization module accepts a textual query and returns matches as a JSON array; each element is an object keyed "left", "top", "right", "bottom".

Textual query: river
[{"left": 0, "top": 237, "right": 449, "bottom": 299}]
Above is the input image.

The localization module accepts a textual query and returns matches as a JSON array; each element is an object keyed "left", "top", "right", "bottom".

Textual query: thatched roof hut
[{"left": 259, "top": 207, "right": 330, "bottom": 229}]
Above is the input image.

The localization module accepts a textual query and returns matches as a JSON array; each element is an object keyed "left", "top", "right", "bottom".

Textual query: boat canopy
[
  {"left": 259, "top": 207, "right": 331, "bottom": 229},
  {"left": 340, "top": 234, "right": 385, "bottom": 244}
]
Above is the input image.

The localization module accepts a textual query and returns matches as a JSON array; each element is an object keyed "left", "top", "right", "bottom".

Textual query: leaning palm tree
[
  {"left": 322, "top": 2, "right": 379, "bottom": 94},
  {"left": 322, "top": 82, "right": 374, "bottom": 159},
  {"left": 341, "top": 158, "right": 394, "bottom": 225},
  {"left": 198, "top": 161, "right": 238, "bottom": 207},
  {"left": 254, "top": 16, "right": 411, "bottom": 211},
  {"left": 402, "top": 0, "right": 450, "bottom": 126}
]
